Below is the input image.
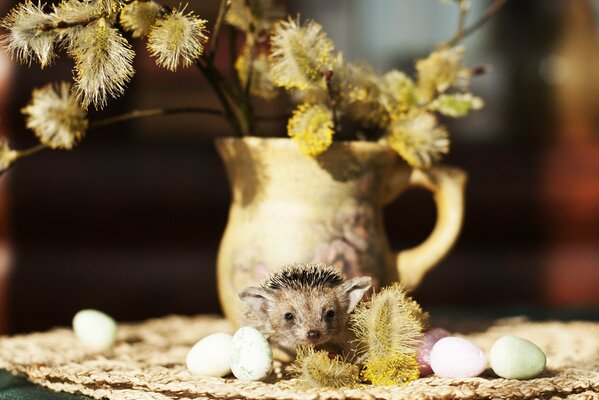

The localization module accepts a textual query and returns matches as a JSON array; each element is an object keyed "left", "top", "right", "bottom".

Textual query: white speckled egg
[
  {"left": 430, "top": 336, "right": 487, "bottom": 378},
  {"left": 72, "top": 309, "right": 117, "bottom": 350},
  {"left": 230, "top": 327, "right": 272, "bottom": 381},
  {"left": 186, "top": 333, "right": 234, "bottom": 377}
]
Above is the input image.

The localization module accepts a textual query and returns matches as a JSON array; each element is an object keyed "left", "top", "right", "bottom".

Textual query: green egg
[{"left": 490, "top": 336, "right": 546, "bottom": 379}]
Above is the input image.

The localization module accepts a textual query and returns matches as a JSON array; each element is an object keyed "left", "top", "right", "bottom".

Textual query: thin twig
[
  {"left": 229, "top": 27, "right": 241, "bottom": 87},
  {"left": 3, "top": 106, "right": 285, "bottom": 174},
  {"left": 6, "top": 107, "right": 226, "bottom": 171},
  {"left": 242, "top": 0, "right": 256, "bottom": 99},
  {"left": 325, "top": 69, "right": 340, "bottom": 134},
  {"left": 445, "top": 0, "right": 508, "bottom": 47},
  {"left": 1, "top": 143, "right": 46, "bottom": 177},
  {"left": 38, "top": 13, "right": 104, "bottom": 31},
  {"left": 196, "top": 59, "right": 245, "bottom": 136},
  {"left": 210, "top": 0, "right": 232, "bottom": 58},
  {"left": 90, "top": 107, "right": 224, "bottom": 128},
  {"left": 17, "top": 143, "right": 47, "bottom": 158},
  {"left": 243, "top": 41, "right": 255, "bottom": 99},
  {"left": 457, "top": 0, "right": 468, "bottom": 35},
  {"left": 198, "top": 56, "right": 244, "bottom": 106}
]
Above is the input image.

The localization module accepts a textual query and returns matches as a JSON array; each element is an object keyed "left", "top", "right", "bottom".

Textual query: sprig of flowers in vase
[{"left": 0, "top": 0, "right": 507, "bottom": 174}]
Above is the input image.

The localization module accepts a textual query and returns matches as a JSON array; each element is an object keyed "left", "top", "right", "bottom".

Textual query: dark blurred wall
[{"left": 0, "top": 0, "right": 598, "bottom": 334}]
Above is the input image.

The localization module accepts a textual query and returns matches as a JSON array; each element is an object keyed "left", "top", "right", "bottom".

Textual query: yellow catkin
[
  {"left": 270, "top": 18, "right": 334, "bottom": 90},
  {"left": 147, "top": 7, "right": 208, "bottom": 72},
  {"left": 120, "top": 1, "right": 163, "bottom": 38},
  {"left": 21, "top": 82, "right": 88, "bottom": 149},
  {"left": 290, "top": 346, "right": 360, "bottom": 389},
  {"left": 387, "top": 112, "right": 450, "bottom": 169},
  {"left": 0, "top": 138, "right": 18, "bottom": 171},
  {"left": 361, "top": 353, "right": 420, "bottom": 386},
  {"left": 351, "top": 283, "right": 424, "bottom": 360},
  {"left": 286, "top": 103, "right": 334, "bottom": 157},
  {"left": 416, "top": 46, "right": 467, "bottom": 101}
]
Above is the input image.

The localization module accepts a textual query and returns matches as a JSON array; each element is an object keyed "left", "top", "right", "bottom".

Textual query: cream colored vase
[{"left": 215, "top": 137, "right": 467, "bottom": 325}]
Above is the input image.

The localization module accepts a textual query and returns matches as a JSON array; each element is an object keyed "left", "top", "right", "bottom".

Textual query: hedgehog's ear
[
  {"left": 239, "top": 286, "right": 274, "bottom": 317},
  {"left": 340, "top": 276, "right": 372, "bottom": 313}
]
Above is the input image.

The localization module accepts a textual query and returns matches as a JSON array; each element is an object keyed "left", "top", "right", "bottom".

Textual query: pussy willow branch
[
  {"left": 89, "top": 107, "right": 224, "bottom": 128},
  {"left": 16, "top": 143, "right": 46, "bottom": 158},
  {"left": 196, "top": 58, "right": 245, "bottom": 136},
  {"left": 210, "top": 0, "right": 232, "bottom": 58},
  {"left": 229, "top": 26, "right": 240, "bottom": 87},
  {"left": 240, "top": 3, "right": 257, "bottom": 135},
  {"left": 7, "top": 107, "right": 224, "bottom": 172},
  {"left": 325, "top": 70, "right": 340, "bottom": 135},
  {"left": 38, "top": 12, "right": 105, "bottom": 31},
  {"left": 0, "top": 143, "right": 47, "bottom": 177},
  {"left": 445, "top": 0, "right": 508, "bottom": 47},
  {"left": 199, "top": 0, "right": 260, "bottom": 137},
  {"left": 457, "top": 0, "right": 468, "bottom": 36},
  {"left": 242, "top": 0, "right": 255, "bottom": 99},
  {"left": 2, "top": 106, "right": 287, "bottom": 176},
  {"left": 243, "top": 42, "right": 255, "bottom": 100}
]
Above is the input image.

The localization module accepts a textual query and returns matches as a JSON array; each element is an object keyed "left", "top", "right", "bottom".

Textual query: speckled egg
[
  {"left": 72, "top": 309, "right": 117, "bottom": 350},
  {"left": 186, "top": 333, "right": 233, "bottom": 377},
  {"left": 430, "top": 336, "right": 487, "bottom": 378},
  {"left": 417, "top": 328, "right": 451, "bottom": 376},
  {"left": 490, "top": 336, "right": 546, "bottom": 379},
  {"left": 230, "top": 327, "right": 272, "bottom": 381}
]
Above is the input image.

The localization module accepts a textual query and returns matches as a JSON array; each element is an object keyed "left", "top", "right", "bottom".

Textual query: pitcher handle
[{"left": 386, "top": 166, "right": 467, "bottom": 289}]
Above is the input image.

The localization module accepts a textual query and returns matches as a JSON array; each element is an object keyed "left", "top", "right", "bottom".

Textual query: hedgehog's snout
[{"left": 306, "top": 330, "right": 322, "bottom": 342}]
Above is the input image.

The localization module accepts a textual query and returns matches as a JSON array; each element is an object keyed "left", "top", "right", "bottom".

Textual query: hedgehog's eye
[
  {"left": 325, "top": 309, "right": 335, "bottom": 321},
  {"left": 284, "top": 312, "right": 294, "bottom": 321}
]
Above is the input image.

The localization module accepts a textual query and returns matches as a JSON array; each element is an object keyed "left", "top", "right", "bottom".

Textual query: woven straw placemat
[{"left": 0, "top": 315, "right": 597, "bottom": 400}]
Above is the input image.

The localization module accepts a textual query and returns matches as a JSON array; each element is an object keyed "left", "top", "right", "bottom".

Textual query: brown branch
[
  {"left": 38, "top": 14, "right": 104, "bottom": 32},
  {"left": 445, "top": 0, "right": 508, "bottom": 47},
  {"left": 3, "top": 107, "right": 226, "bottom": 174},
  {"left": 1, "top": 106, "right": 286, "bottom": 176},
  {"left": 457, "top": 0, "right": 468, "bottom": 36},
  {"left": 16, "top": 143, "right": 47, "bottom": 158},
  {"left": 90, "top": 107, "right": 225, "bottom": 128},
  {"left": 196, "top": 59, "right": 245, "bottom": 136},
  {"left": 210, "top": 0, "right": 232, "bottom": 58},
  {"left": 325, "top": 69, "right": 340, "bottom": 134},
  {"left": 1, "top": 143, "right": 47, "bottom": 177}
]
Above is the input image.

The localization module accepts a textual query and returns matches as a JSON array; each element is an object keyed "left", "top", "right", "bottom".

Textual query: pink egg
[
  {"left": 417, "top": 328, "right": 451, "bottom": 377},
  {"left": 430, "top": 337, "right": 487, "bottom": 378}
]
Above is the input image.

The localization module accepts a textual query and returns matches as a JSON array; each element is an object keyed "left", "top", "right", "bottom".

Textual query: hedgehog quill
[{"left": 239, "top": 264, "right": 372, "bottom": 359}]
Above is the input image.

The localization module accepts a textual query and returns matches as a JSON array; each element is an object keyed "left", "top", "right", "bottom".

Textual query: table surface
[
  {"left": 1, "top": 307, "right": 597, "bottom": 400},
  {"left": 0, "top": 370, "right": 87, "bottom": 400}
]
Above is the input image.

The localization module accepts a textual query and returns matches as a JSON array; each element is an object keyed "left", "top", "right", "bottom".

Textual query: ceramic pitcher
[{"left": 215, "top": 137, "right": 466, "bottom": 325}]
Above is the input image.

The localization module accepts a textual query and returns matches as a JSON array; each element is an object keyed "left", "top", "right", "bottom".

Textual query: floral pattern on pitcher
[
  {"left": 312, "top": 180, "right": 378, "bottom": 280},
  {"left": 232, "top": 247, "right": 270, "bottom": 291},
  {"left": 313, "top": 239, "right": 360, "bottom": 277}
]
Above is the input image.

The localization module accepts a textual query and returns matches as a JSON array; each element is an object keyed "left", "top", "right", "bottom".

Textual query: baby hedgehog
[{"left": 239, "top": 264, "right": 372, "bottom": 359}]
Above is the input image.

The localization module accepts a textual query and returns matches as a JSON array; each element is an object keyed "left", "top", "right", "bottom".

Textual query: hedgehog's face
[
  {"left": 239, "top": 275, "right": 372, "bottom": 355},
  {"left": 269, "top": 287, "right": 347, "bottom": 348}
]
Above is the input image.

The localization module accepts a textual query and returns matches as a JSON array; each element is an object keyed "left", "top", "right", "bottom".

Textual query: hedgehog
[{"left": 238, "top": 263, "right": 372, "bottom": 360}]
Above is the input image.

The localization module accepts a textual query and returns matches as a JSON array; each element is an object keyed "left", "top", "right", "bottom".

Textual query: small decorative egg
[
  {"left": 186, "top": 333, "right": 233, "bottom": 377},
  {"left": 72, "top": 309, "right": 117, "bottom": 350},
  {"left": 490, "top": 336, "right": 546, "bottom": 379},
  {"left": 417, "top": 328, "right": 451, "bottom": 377},
  {"left": 230, "top": 327, "right": 273, "bottom": 381},
  {"left": 430, "top": 336, "right": 487, "bottom": 378}
]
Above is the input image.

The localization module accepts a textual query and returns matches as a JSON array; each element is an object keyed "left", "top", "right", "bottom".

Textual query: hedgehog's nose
[{"left": 307, "top": 330, "right": 321, "bottom": 341}]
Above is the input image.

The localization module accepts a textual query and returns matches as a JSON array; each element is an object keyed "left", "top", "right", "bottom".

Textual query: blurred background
[{"left": 0, "top": 0, "right": 597, "bottom": 334}]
